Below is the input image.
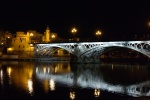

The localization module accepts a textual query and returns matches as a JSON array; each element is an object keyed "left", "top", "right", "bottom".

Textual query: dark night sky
[{"left": 0, "top": 0, "right": 150, "bottom": 40}]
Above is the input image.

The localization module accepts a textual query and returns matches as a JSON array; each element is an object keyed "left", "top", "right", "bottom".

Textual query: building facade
[{"left": 7, "top": 30, "right": 43, "bottom": 57}]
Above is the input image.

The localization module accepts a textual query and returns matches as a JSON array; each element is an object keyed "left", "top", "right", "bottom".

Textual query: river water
[{"left": 0, "top": 60, "right": 150, "bottom": 100}]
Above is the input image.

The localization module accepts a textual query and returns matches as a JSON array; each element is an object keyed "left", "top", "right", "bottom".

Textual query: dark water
[{"left": 0, "top": 60, "right": 150, "bottom": 100}]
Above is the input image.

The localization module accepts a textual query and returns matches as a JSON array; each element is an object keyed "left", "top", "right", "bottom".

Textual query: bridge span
[{"left": 34, "top": 41, "right": 150, "bottom": 63}]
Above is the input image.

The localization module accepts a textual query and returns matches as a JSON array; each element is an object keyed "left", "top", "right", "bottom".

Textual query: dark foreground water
[{"left": 0, "top": 60, "right": 150, "bottom": 100}]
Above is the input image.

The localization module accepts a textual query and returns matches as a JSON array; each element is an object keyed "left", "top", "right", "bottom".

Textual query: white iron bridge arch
[{"left": 34, "top": 41, "right": 150, "bottom": 63}]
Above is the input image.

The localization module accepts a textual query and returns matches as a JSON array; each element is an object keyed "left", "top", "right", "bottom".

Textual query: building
[
  {"left": 27, "top": 30, "right": 43, "bottom": 43},
  {"left": 7, "top": 30, "right": 43, "bottom": 57}
]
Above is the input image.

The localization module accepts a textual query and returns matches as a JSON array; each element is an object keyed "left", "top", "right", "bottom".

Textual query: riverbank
[
  {"left": 0, "top": 57, "right": 149, "bottom": 63},
  {"left": 0, "top": 57, "right": 71, "bottom": 62}
]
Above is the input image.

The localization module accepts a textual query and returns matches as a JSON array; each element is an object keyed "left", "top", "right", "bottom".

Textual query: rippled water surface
[{"left": 0, "top": 60, "right": 150, "bottom": 100}]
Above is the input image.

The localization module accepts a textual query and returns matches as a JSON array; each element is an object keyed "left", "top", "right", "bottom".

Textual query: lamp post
[
  {"left": 95, "top": 30, "right": 102, "bottom": 41},
  {"left": 71, "top": 28, "right": 77, "bottom": 41}
]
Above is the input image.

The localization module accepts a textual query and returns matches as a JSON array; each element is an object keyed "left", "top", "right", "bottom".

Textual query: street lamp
[
  {"left": 51, "top": 34, "right": 56, "bottom": 42},
  {"left": 71, "top": 28, "right": 77, "bottom": 40},
  {"left": 148, "top": 22, "right": 150, "bottom": 26},
  {"left": 95, "top": 30, "right": 102, "bottom": 41}
]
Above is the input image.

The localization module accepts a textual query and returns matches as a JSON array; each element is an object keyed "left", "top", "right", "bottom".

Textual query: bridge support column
[{"left": 70, "top": 55, "right": 100, "bottom": 64}]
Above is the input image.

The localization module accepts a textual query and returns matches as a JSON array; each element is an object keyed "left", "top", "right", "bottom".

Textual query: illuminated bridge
[{"left": 34, "top": 41, "right": 150, "bottom": 63}]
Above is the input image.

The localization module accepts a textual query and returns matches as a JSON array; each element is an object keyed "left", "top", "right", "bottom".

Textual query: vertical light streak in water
[
  {"left": 36, "top": 67, "right": 38, "bottom": 73},
  {"left": 94, "top": 89, "right": 100, "bottom": 97},
  {"left": 7, "top": 67, "right": 12, "bottom": 84},
  {"left": 49, "top": 79, "right": 55, "bottom": 91},
  {"left": 70, "top": 90, "right": 75, "bottom": 100},
  {"left": 0, "top": 70, "right": 3, "bottom": 86},
  {"left": 48, "top": 67, "right": 50, "bottom": 73},
  {"left": 43, "top": 67, "right": 46, "bottom": 74},
  {"left": 111, "top": 64, "right": 114, "bottom": 70},
  {"left": 28, "top": 79, "right": 33, "bottom": 95}
]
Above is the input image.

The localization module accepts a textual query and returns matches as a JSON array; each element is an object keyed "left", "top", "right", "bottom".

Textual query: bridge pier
[{"left": 70, "top": 55, "right": 100, "bottom": 64}]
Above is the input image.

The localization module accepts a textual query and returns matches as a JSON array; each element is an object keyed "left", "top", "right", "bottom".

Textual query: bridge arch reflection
[{"left": 35, "top": 62, "right": 150, "bottom": 97}]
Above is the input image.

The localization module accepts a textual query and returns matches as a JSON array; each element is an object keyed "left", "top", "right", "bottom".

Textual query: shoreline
[
  {"left": 0, "top": 57, "right": 149, "bottom": 63},
  {"left": 0, "top": 57, "right": 71, "bottom": 62}
]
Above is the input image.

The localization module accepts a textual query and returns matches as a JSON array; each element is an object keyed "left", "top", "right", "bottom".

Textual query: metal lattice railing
[{"left": 34, "top": 41, "right": 150, "bottom": 58}]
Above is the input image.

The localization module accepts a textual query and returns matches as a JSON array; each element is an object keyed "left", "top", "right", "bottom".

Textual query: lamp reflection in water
[
  {"left": 0, "top": 70, "right": 3, "bottom": 85},
  {"left": 70, "top": 90, "right": 75, "bottom": 100},
  {"left": 28, "top": 79, "right": 33, "bottom": 95},
  {"left": 7, "top": 67, "right": 12, "bottom": 76},
  {"left": 7, "top": 67, "right": 12, "bottom": 84},
  {"left": 49, "top": 79, "right": 55, "bottom": 91},
  {"left": 94, "top": 89, "right": 100, "bottom": 97}
]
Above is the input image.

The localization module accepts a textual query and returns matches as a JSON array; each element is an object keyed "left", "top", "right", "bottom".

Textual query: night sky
[{"left": 0, "top": 0, "right": 150, "bottom": 40}]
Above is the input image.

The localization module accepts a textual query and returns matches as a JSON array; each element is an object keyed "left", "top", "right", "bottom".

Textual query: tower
[{"left": 45, "top": 26, "right": 50, "bottom": 42}]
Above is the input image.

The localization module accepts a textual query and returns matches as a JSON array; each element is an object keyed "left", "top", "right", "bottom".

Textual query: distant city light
[
  {"left": 71, "top": 28, "right": 77, "bottom": 33},
  {"left": 30, "top": 33, "right": 33, "bottom": 36},
  {"left": 7, "top": 48, "right": 13, "bottom": 51},
  {"left": 30, "top": 44, "right": 33, "bottom": 47},
  {"left": 51, "top": 34, "right": 56, "bottom": 39},
  {"left": 96, "top": 31, "right": 102, "bottom": 36}
]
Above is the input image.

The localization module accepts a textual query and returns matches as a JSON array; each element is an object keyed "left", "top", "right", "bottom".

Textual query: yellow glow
[
  {"left": 71, "top": 28, "right": 77, "bottom": 33},
  {"left": 28, "top": 71, "right": 33, "bottom": 79},
  {"left": 148, "top": 22, "right": 150, "bottom": 26},
  {"left": 7, "top": 67, "right": 12, "bottom": 76},
  {"left": 51, "top": 35, "right": 56, "bottom": 39},
  {"left": 96, "top": 31, "right": 102, "bottom": 36},
  {"left": 1, "top": 43, "right": 3, "bottom": 45},
  {"left": 30, "top": 33, "right": 33, "bottom": 36},
  {"left": 49, "top": 79, "right": 55, "bottom": 91},
  {"left": 70, "top": 91, "right": 75, "bottom": 100},
  {"left": 30, "top": 44, "right": 33, "bottom": 47},
  {"left": 7, "top": 36, "right": 10, "bottom": 38},
  {"left": 4, "top": 62, "right": 34, "bottom": 95},
  {"left": 8, "top": 48, "right": 13, "bottom": 51},
  {"left": 94, "top": 89, "right": 100, "bottom": 97}
]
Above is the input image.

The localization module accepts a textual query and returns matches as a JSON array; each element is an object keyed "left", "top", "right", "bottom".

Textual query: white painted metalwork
[{"left": 34, "top": 41, "right": 150, "bottom": 58}]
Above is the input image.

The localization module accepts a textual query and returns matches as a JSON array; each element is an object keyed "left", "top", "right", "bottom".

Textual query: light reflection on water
[{"left": 0, "top": 61, "right": 149, "bottom": 99}]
